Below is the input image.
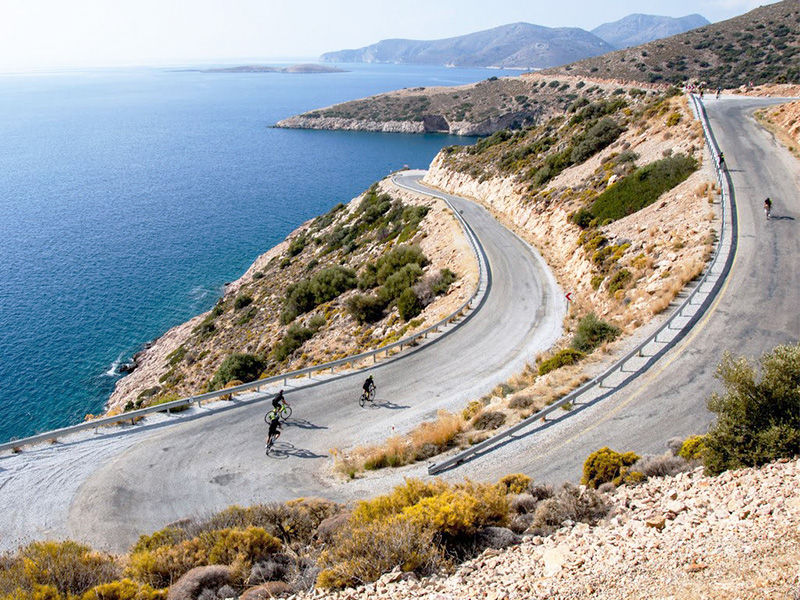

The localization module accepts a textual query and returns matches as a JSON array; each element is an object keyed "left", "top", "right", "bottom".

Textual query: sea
[{"left": 0, "top": 62, "right": 520, "bottom": 444}]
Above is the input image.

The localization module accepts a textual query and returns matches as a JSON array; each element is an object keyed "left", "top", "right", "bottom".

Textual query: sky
[{"left": 0, "top": 0, "right": 784, "bottom": 70}]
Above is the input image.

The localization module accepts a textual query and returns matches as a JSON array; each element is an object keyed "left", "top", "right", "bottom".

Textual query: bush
[
  {"left": 679, "top": 435, "right": 708, "bottom": 461},
  {"left": 629, "top": 454, "right": 691, "bottom": 480},
  {"left": 397, "top": 288, "right": 423, "bottom": 321},
  {"left": 0, "top": 542, "right": 120, "bottom": 599},
  {"left": 496, "top": 474, "right": 532, "bottom": 495},
  {"left": 607, "top": 269, "right": 632, "bottom": 294},
  {"left": 570, "top": 207, "right": 594, "bottom": 229},
  {"left": 375, "top": 245, "right": 428, "bottom": 284},
  {"left": 81, "top": 579, "right": 166, "bottom": 600},
  {"left": 581, "top": 447, "right": 640, "bottom": 488},
  {"left": 234, "top": 294, "right": 253, "bottom": 310},
  {"left": 508, "top": 393, "right": 534, "bottom": 409},
  {"left": 272, "top": 323, "right": 314, "bottom": 362},
  {"left": 209, "top": 354, "right": 265, "bottom": 390},
  {"left": 345, "top": 294, "right": 386, "bottom": 324},
  {"left": 530, "top": 483, "right": 609, "bottom": 534},
  {"left": 281, "top": 266, "right": 357, "bottom": 323},
  {"left": 571, "top": 313, "right": 621, "bottom": 353},
  {"left": 472, "top": 411, "right": 507, "bottom": 430},
  {"left": 414, "top": 269, "right": 457, "bottom": 305},
  {"left": 571, "top": 118, "right": 624, "bottom": 164},
  {"left": 316, "top": 515, "right": 443, "bottom": 590},
  {"left": 589, "top": 154, "right": 699, "bottom": 223},
  {"left": 379, "top": 263, "right": 423, "bottom": 304},
  {"left": 538, "top": 349, "right": 585, "bottom": 376},
  {"left": 703, "top": 343, "right": 800, "bottom": 475}
]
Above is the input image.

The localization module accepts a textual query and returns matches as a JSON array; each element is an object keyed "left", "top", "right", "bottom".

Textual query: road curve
[
  {"left": 65, "top": 174, "right": 565, "bottom": 552},
  {"left": 430, "top": 96, "right": 800, "bottom": 485}
]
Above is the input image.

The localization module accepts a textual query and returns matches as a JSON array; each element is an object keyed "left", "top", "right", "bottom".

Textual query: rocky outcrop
[{"left": 275, "top": 116, "right": 426, "bottom": 134}]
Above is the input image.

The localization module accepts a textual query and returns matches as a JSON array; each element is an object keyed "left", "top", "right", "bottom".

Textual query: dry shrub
[
  {"left": 496, "top": 474, "right": 532, "bottom": 495},
  {"left": 409, "top": 411, "right": 464, "bottom": 450},
  {"left": 127, "top": 528, "right": 280, "bottom": 589},
  {"left": 508, "top": 393, "right": 534, "bottom": 410},
  {"left": 530, "top": 483, "right": 610, "bottom": 534},
  {"left": 630, "top": 454, "right": 692, "bottom": 480},
  {"left": 509, "top": 493, "right": 538, "bottom": 514},
  {"left": 316, "top": 515, "right": 443, "bottom": 590},
  {"left": 472, "top": 411, "right": 506, "bottom": 431},
  {"left": 0, "top": 541, "right": 120, "bottom": 599}
]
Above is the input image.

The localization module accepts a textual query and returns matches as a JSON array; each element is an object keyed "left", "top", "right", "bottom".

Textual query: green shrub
[
  {"left": 234, "top": 294, "right": 253, "bottom": 310},
  {"left": 272, "top": 323, "right": 314, "bottom": 362},
  {"left": 570, "top": 207, "right": 594, "bottom": 229},
  {"left": 375, "top": 245, "right": 428, "bottom": 284},
  {"left": 281, "top": 266, "right": 357, "bottom": 323},
  {"left": 607, "top": 269, "right": 632, "bottom": 294},
  {"left": 703, "top": 343, "right": 800, "bottom": 475},
  {"left": 589, "top": 154, "right": 698, "bottom": 223},
  {"left": 570, "top": 118, "right": 624, "bottom": 164},
  {"left": 345, "top": 294, "right": 386, "bottom": 324},
  {"left": 286, "top": 234, "right": 307, "bottom": 257},
  {"left": 397, "top": 288, "right": 423, "bottom": 321},
  {"left": 379, "top": 263, "right": 423, "bottom": 304},
  {"left": 666, "top": 111, "right": 682, "bottom": 126},
  {"left": 571, "top": 313, "right": 621, "bottom": 353},
  {"left": 678, "top": 435, "right": 708, "bottom": 461},
  {"left": 581, "top": 447, "right": 640, "bottom": 488},
  {"left": 538, "top": 349, "right": 585, "bottom": 375},
  {"left": 209, "top": 354, "right": 265, "bottom": 390}
]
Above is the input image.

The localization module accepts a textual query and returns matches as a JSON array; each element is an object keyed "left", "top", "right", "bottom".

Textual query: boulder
[
  {"left": 476, "top": 526, "right": 521, "bottom": 550},
  {"left": 240, "top": 582, "right": 293, "bottom": 600},
  {"left": 168, "top": 566, "right": 233, "bottom": 600}
]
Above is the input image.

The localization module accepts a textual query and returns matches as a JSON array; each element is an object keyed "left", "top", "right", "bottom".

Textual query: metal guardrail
[
  {"left": 0, "top": 175, "right": 490, "bottom": 454},
  {"left": 429, "top": 93, "right": 736, "bottom": 475}
]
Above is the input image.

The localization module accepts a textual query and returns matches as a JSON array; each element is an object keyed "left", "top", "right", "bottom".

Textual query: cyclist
[
  {"left": 718, "top": 151, "right": 725, "bottom": 169},
  {"left": 764, "top": 197, "right": 772, "bottom": 219},
  {"left": 266, "top": 414, "right": 282, "bottom": 450},
  {"left": 363, "top": 375, "right": 375, "bottom": 395},
  {"left": 272, "top": 389, "right": 289, "bottom": 412}
]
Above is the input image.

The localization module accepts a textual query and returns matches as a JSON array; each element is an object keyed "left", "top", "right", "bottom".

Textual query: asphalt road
[
  {"left": 68, "top": 174, "right": 565, "bottom": 552},
  {"left": 438, "top": 96, "right": 800, "bottom": 485}
]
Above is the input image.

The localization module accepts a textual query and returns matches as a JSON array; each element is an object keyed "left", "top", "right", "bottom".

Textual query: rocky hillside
[
  {"left": 591, "top": 13, "right": 709, "bottom": 50},
  {"left": 319, "top": 23, "right": 613, "bottom": 70},
  {"left": 107, "top": 179, "right": 477, "bottom": 414},
  {"left": 297, "top": 458, "right": 800, "bottom": 600},
  {"left": 752, "top": 84, "right": 800, "bottom": 158},
  {"left": 548, "top": 0, "right": 800, "bottom": 87},
  {"left": 424, "top": 79, "right": 716, "bottom": 336},
  {"left": 275, "top": 75, "right": 667, "bottom": 136}
]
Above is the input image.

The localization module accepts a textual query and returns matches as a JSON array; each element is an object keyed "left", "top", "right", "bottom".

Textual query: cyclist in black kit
[
  {"left": 764, "top": 197, "right": 772, "bottom": 220},
  {"left": 363, "top": 376, "right": 375, "bottom": 395},
  {"left": 272, "top": 389, "right": 289, "bottom": 411},
  {"left": 266, "top": 415, "right": 282, "bottom": 452}
]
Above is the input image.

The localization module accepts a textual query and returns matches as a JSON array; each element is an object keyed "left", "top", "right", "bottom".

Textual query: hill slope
[
  {"left": 591, "top": 13, "right": 710, "bottom": 49},
  {"left": 549, "top": 0, "right": 800, "bottom": 87},
  {"left": 320, "top": 22, "right": 614, "bottom": 69}
]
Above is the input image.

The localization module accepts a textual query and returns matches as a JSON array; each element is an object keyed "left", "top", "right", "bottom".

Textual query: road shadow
[
  {"left": 359, "top": 399, "right": 410, "bottom": 410},
  {"left": 770, "top": 215, "right": 795, "bottom": 221},
  {"left": 265, "top": 442, "right": 325, "bottom": 460},
  {"left": 285, "top": 418, "right": 327, "bottom": 430}
]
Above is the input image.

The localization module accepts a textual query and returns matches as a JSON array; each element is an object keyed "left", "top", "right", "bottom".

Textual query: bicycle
[
  {"left": 265, "top": 431, "right": 280, "bottom": 454},
  {"left": 265, "top": 403, "right": 292, "bottom": 423},
  {"left": 359, "top": 382, "right": 376, "bottom": 407}
]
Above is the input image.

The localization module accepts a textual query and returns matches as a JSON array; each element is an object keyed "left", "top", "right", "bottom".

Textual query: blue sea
[{"left": 0, "top": 62, "right": 519, "bottom": 443}]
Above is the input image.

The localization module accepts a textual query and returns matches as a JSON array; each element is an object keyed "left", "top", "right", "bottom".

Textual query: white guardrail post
[
  {"left": 0, "top": 173, "right": 490, "bottom": 454},
  {"left": 427, "top": 94, "right": 737, "bottom": 475}
]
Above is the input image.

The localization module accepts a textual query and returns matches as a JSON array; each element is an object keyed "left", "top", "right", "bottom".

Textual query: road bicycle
[
  {"left": 359, "top": 382, "right": 376, "bottom": 407},
  {"left": 265, "top": 431, "right": 280, "bottom": 454},
  {"left": 765, "top": 204, "right": 772, "bottom": 220},
  {"left": 265, "top": 403, "right": 292, "bottom": 423}
]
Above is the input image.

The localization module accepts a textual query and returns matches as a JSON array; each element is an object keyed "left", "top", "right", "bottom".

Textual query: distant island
[{"left": 186, "top": 64, "right": 347, "bottom": 74}]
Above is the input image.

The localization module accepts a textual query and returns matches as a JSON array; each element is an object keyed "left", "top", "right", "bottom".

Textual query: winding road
[{"left": 2, "top": 96, "right": 797, "bottom": 555}]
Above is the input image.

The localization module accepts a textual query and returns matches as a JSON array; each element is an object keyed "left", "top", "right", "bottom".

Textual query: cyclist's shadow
[
  {"left": 285, "top": 418, "right": 327, "bottom": 430},
  {"left": 265, "top": 441, "right": 326, "bottom": 460}
]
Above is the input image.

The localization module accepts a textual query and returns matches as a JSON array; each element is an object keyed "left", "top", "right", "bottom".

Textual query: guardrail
[
  {"left": 0, "top": 174, "right": 490, "bottom": 454},
  {"left": 428, "top": 93, "right": 735, "bottom": 475}
]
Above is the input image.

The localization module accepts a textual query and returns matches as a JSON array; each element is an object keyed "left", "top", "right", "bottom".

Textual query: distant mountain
[
  {"left": 592, "top": 13, "right": 709, "bottom": 49},
  {"left": 548, "top": 0, "right": 800, "bottom": 88},
  {"left": 320, "top": 22, "right": 614, "bottom": 69}
]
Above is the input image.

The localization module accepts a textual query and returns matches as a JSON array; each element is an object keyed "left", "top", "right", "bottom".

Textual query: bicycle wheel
[
  {"left": 368, "top": 385, "right": 376, "bottom": 402},
  {"left": 281, "top": 405, "right": 292, "bottom": 420},
  {"left": 265, "top": 410, "right": 276, "bottom": 424},
  {"left": 359, "top": 393, "right": 367, "bottom": 407}
]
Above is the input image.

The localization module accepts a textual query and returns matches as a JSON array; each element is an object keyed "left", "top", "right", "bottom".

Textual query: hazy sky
[{"left": 0, "top": 0, "right": 783, "bottom": 69}]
